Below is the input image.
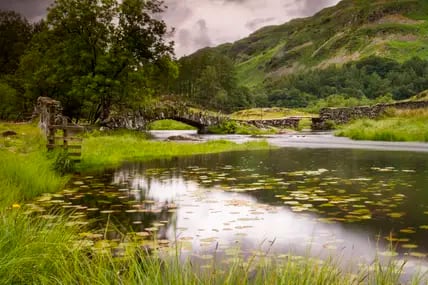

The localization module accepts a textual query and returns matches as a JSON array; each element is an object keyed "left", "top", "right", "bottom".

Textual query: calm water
[{"left": 32, "top": 147, "right": 428, "bottom": 270}]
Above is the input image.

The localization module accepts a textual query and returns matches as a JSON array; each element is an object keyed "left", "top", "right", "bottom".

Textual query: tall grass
[
  {"left": 336, "top": 109, "right": 428, "bottom": 142},
  {"left": 1, "top": 227, "right": 424, "bottom": 285},
  {"left": 0, "top": 211, "right": 77, "bottom": 284},
  {"left": 0, "top": 123, "right": 67, "bottom": 207},
  {"left": 0, "top": 151, "right": 68, "bottom": 206}
]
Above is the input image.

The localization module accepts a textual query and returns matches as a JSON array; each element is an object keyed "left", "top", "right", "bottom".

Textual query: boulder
[{"left": 166, "top": 135, "right": 201, "bottom": 141}]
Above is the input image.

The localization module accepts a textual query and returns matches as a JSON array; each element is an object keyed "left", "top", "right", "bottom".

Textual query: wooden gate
[{"left": 46, "top": 125, "right": 84, "bottom": 163}]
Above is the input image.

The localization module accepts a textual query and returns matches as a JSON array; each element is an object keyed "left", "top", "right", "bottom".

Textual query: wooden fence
[{"left": 46, "top": 125, "right": 84, "bottom": 163}]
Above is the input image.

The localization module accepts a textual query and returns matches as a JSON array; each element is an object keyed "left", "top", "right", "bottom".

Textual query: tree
[
  {"left": 0, "top": 10, "right": 32, "bottom": 76},
  {"left": 173, "top": 49, "right": 253, "bottom": 112},
  {"left": 19, "top": 0, "right": 175, "bottom": 122}
]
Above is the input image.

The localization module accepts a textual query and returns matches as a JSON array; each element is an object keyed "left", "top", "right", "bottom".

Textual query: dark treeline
[
  {"left": 172, "top": 49, "right": 253, "bottom": 112},
  {"left": 0, "top": 0, "right": 176, "bottom": 123},
  {"left": 263, "top": 56, "right": 428, "bottom": 109},
  {"left": 0, "top": 10, "right": 38, "bottom": 119}
]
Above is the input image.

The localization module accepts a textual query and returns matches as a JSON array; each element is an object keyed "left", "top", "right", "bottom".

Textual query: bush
[
  {"left": 50, "top": 149, "right": 75, "bottom": 175},
  {"left": 220, "top": 121, "right": 239, "bottom": 134},
  {"left": 0, "top": 81, "right": 19, "bottom": 120}
]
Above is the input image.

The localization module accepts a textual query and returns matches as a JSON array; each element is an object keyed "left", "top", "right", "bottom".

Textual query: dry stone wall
[
  {"left": 312, "top": 100, "right": 428, "bottom": 130},
  {"left": 237, "top": 118, "right": 301, "bottom": 129}
]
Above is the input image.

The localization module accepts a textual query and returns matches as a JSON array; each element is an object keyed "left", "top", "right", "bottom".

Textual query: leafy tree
[
  {"left": 0, "top": 11, "right": 32, "bottom": 75},
  {"left": 19, "top": 0, "right": 175, "bottom": 122},
  {"left": 173, "top": 49, "right": 253, "bottom": 112}
]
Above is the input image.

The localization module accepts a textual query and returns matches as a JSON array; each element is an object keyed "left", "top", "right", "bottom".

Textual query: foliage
[
  {"left": 336, "top": 108, "right": 428, "bottom": 142},
  {"left": 0, "top": 11, "right": 40, "bottom": 120},
  {"left": 0, "top": 81, "right": 20, "bottom": 120},
  {"left": 304, "top": 93, "right": 394, "bottom": 113},
  {"left": 266, "top": 56, "right": 428, "bottom": 108},
  {"left": 0, "top": 10, "right": 33, "bottom": 76},
  {"left": 16, "top": 0, "right": 176, "bottom": 123},
  {"left": 217, "top": 121, "right": 239, "bottom": 134},
  {"left": 172, "top": 49, "right": 253, "bottom": 112},
  {"left": 50, "top": 149, "right": 75, "bottom": 175}
]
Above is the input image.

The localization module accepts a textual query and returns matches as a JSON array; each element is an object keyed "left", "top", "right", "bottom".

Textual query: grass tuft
[{"left": 336, "top": 108, "right": 428, "bottom": 142}]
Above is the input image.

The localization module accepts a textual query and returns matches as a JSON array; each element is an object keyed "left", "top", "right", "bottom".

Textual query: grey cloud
[
  {"left": 245, "top": 17, "right": 276, "bottom": 30},
  {"left": 163, "top": 1, "right": 193, "bottom": 26},
  {"left": 178, "top": 29, "right": 192, "bottom": 48},
  {"left": 193, "top": 19, "right": 212, "bottom": 47},
  {"left": 0, "top": 0, "right": 53, "bottom": 22},
  {"left": 0, "top": 0, "right": 340, "bottom": 56}
]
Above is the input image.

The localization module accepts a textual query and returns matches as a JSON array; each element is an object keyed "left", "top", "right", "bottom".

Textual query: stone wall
[
  {"left": 312, "top": 100, "right": 428, "bottom": 130},
  {"left": 35, "top": 97, "right": 68, "bottom": 134},
  {"left": 237, "top": 118, "right": 301, "bottom": 129}
]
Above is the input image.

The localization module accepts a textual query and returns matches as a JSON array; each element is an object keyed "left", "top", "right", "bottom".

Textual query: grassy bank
[
  {"left": 148, "top": 119, "right": 196, "bottom": 130},
  {"left": 80, "top": 130, "right": 271, "bottom": 171},
  {"left": 0, "top": 122, "right": 426, "bottom": 284},
  {"left": 0, "top": 123, "right": 68, "bottom": 206},
  {"left": 336, "top": 109, "right": 428, "bottom": 142}
]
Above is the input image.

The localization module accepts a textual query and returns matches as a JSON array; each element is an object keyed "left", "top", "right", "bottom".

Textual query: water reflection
[{"left": 111, "top": 169, "right": 378, "bottom": 263}]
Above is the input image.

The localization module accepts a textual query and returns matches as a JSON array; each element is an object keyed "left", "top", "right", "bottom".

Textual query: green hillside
[
  {"left": 219, "top": 0, "right": 428, "bottom": 87},
  {"left": 174, "top": 0, "right": 428, "bottom": 111}
]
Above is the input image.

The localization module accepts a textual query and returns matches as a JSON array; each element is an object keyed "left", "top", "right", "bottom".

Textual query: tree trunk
[{"left": 100, "top": 96, "right": 111, "bottom": 122}]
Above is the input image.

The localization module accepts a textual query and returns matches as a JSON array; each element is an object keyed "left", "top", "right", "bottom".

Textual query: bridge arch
[{"left": 102, "top": 103, "right": 228, "bottom": 134}]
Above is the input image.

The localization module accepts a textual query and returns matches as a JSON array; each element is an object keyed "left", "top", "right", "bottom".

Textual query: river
[{"left": 32, "top": 131, "right": 428, "bottom": 275}]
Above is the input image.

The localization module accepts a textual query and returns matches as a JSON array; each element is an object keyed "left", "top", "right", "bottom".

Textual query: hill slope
[{"left": 215, "top": 0, "right": 428, "bottom": 89}]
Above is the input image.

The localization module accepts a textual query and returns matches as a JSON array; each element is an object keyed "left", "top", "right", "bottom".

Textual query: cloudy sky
[{"left": 0, "top": 0, "right": 340, "bottom": 56}]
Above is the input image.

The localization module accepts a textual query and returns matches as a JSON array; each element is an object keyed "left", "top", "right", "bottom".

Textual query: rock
[
  {"left": 2, "top": 130, "right": 17, "bottom": 137},
  {"left": 166, "top": 135, "right": 200, "bottom": 141}
]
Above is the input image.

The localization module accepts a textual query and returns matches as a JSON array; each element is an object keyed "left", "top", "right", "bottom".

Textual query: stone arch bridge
[
  {"left": 34, "top": 96, "right": 311, "bottom": 133},
  {"left": 102, "top": 102, "right": 229, "bottom": 133},
  {"left": 102, "top": 102, "right": 308, "bottom": 133}
]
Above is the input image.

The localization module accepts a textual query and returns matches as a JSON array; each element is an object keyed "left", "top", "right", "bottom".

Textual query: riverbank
[
  {"left": 0, "top": 122, "right": 426, "bottom": 284},
  {"left": 335, "top": 109, "right": 428, "bottom": 142},
  {"left": 80, "top": 130, "right": 272, "bottom": 171}
]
